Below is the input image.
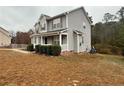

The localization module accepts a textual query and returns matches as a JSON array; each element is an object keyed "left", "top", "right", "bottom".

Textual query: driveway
[{"left": 0, "top": 48, "right": 30, "bottom": 54}]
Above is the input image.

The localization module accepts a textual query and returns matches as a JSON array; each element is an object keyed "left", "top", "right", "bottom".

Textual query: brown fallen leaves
[{"left": 0, "top": 50, "right": 124, "bottom": 86}]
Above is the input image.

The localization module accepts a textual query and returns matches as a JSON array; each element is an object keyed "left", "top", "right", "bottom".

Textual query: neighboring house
[
  {"left": 0, "top": 27, "right": 11, "bottom": 47},
  {"left": 30, "top": 7, "right": 91, "bottom": 53}
]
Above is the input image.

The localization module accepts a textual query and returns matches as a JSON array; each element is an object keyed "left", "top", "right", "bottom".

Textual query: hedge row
[
  {"left": 35, "top": 45, "right": 61, "bottom": 56},
  {"left": 27, "top": 44, "right": 34, "bottom": 51}
]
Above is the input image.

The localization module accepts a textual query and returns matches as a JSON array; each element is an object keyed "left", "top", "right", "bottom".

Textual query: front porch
[{"left": 31, "top": 30, "right": 68, "bottom": 51}]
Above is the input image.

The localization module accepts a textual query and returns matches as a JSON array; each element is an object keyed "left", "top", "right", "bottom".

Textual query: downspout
[
  {"left": 77, "top": 34, "right": 80, "bottom": 53},
  {"left": 66, "top": 12, "right": 69, "bottom": 51}
]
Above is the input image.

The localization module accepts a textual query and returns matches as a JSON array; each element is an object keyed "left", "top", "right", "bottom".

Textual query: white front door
[
  {"left": 79, "top": 35, "right": 83, "bottom": 52},
  {"left": 78, "top": 35, "right": 86, "bottom": 52}
]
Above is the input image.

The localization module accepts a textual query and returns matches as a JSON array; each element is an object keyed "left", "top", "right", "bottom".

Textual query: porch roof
[
  {"left": 30, "top": 33, "right": 41, "bottom": 38},
  {"left": 30, "top": 29, "right": 67, "bottom": 37},
  {"left": 73, "top": 30, "right": 83, "bottom": 35},
  {"left": 41, "top": 29, "right": 67, "bottom": 36}
]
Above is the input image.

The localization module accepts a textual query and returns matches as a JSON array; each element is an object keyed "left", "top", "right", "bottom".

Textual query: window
[
  {"left": 53, "top": 24, "right": 57, "bottom": 29},
  {"left": 41, "top": 24, "right": 45, "bottom": 30},
  {"left": 82, "top": 37, "right": 84, "bottom": 43},
  {"left": 53, "top": 18, "right": 60, "bottom": 24},
  {"left": 57, "top": 23, "right": 61, "bottom": 28},
  {"left": 53, "top": 18, "right": 61, "bottom": 29},
  {"left": 53, "top": 36, "right": 59, "bottom": 45},
  {"left": 45, "top": 37, "right": 47, "bottom": 44},
  {"left": 83, "top": 22, "right": 86, "bottom": 29}
]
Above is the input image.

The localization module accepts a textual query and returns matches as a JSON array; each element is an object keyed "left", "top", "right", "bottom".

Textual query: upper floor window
[
  {"left": 83, "top": 22, "right": 86, "bottom": 29},
  {"left": 82, "top": 36, "right": 84, "bottom": 43},
  {"left": 57, "top": 23, "right": 61, "bottom": 28},
  {"left": 53, "top": 24, "right": 56, "bottom": 29},
  {"left": 41, "top": 23, "right": 45, "bottom": 30},
  {"left": 53, "top": 18, "right": 61, "bottom": 29},
  {"left": 35, "top": 23, "right": 39, "bottom": 33}
]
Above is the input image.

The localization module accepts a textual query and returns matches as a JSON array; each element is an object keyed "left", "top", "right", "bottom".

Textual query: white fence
[{"left": 11, "top": 44, "right": 28, "bottom": 49}]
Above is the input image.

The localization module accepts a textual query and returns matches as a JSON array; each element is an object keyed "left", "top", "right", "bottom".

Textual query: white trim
[
  {"left": 66, "top": 14, "right": 69, "bottom": 51},
  {"left": 41, "top": 36, "right": 43, "bottom": 45},
  {"left": 67, "top": 32, "right": 69, "bottom": 51},
  {"left": 30, "top": 34, "right": 41, "bottom": 38},
  {"left": 77, "top": 34, "right": 80, "bottom": 53},
  {"left": 48, "top": 28, "right": 67, "bottom": 32},
  {"left": 45, "top": 18, "right": 47, "bottom": 31},
  {"left": 66, "top": 14, "right": 69, "bottom": 28},
  {"left": 36, "top": 36, "right": 39, "bottom": 45},
  {"left": 61, "top": 33, "right": 67, "bottom": 35},
  {"left": 59, "top": 33, "right": 62, "bottom": 46}
]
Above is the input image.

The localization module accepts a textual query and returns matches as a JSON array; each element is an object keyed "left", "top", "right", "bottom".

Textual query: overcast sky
[{"left": 0, "top": 6, "right": 121, "bottom": 32}]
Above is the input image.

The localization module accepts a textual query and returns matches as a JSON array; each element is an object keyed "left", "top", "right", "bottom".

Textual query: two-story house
[{"left": 30, "top": 7, "right": 91, "bottom": 53}]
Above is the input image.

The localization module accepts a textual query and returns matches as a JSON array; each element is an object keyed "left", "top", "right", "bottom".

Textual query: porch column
[
  {"left": 41, "top": 36, "right": 43, "bottom": 45},
  {"left": 67, "top": 32, "right": 69, "bottom": 51},
  {"left": 33, "top": 37, "right": 36, "bottom": 48},
  {"left": 77, "top": 34, "right": 80, "bottom": 53},
  {"left": 59, "top": 33, "right": 62, "bottom": 46},
  {"left": 36, "top": 36, "right": 39, "bottom": 45}
]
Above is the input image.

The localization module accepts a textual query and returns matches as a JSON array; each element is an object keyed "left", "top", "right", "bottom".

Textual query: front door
[
  {"left": 79, "top": 35, "right": 83, "bottom": 52},
  {"left": 45, "top": 37, "right": 47, "bottom": 44}
]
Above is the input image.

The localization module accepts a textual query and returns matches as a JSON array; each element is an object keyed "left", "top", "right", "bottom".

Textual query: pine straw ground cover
[{"left": 0, "top": 50, "right": 124, "bottom": 86}]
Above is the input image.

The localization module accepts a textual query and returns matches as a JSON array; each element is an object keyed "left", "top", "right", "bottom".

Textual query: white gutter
[{"left": 66, "top": 13, "right": 69, "bottom": 51}]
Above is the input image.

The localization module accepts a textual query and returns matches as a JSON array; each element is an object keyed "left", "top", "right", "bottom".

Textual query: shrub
[
  {"left": 38, "top": 45, "right": 61, "bottom": 56},
  {"left": 121, "top": 48, "right": 124, "bottom": 56},
  {"left": 39, "top": 45, "right": 47, "bottom": 54},
  {"left": 35, "top": 44, "right": 41, "bottom": 53},
  {"left": 51, "top": 45, "right": 61, "bottom": 56},
  {"left": 46, "top": 45, "right": 52, "bottom": 55},
  {"left": 27, "top": 44, "right": 34, "bottom": 51},
  {"left": 111, "top": 46, "right": 122, "bottom": 55},
  {"left": 94, "top": 44, "right": 122, "bottom": 55},
  {"left": 99, "top": 48, "right": 112, "bottom": 54},
  {"left": 42, "top": 45, "right": 47, "bottom": 54},
  {"left": 39, "top": 45, "right": 43, "bottom": 54},
  {"left": 95, "top": 44, "right": 112, "bottom": 54}
]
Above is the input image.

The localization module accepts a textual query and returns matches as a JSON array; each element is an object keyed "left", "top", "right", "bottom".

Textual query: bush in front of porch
[
  {"left": 27, "top": 44, "right": 34, "bottom": 51},
  {"left": 35, "top": 45, "right": 61, "bottom": 56},
  {"left": 35, "top": 44, "right": 41, "bottom": 53}
]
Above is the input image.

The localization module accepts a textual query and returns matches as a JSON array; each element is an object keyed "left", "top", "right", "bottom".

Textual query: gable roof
[
  {"left": 0, "top": 27, "right": 9, "bottom": 33},
  {"left": 46, "top": 7, "right": 91, "bottom": 24},
  {"left": 34, "top": 7, "right": 92, "bottom": 28},
  {"left": 0, "top": 27, "right": 11, "bottom": 37}
]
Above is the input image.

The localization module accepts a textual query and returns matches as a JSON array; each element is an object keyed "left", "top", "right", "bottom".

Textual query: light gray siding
[
  {"left": 47, "top": 20, "right": 53, "bottom": 31},
  {"left": 67, "top": 8, "right": 91, "bottom": 51},
  {"left": 73, "top": 32, "right": 78, "bottom": 52},
  {"left": 61, "top": 16, "right": 66, "bottom": 29},
  {"left": 47, "top": 15, "right": 66, "bottom": 31}
]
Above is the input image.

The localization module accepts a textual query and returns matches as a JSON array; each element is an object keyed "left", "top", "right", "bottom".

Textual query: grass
[{"left": 0, "top": 50, "right": 124, "bottom": 85}]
